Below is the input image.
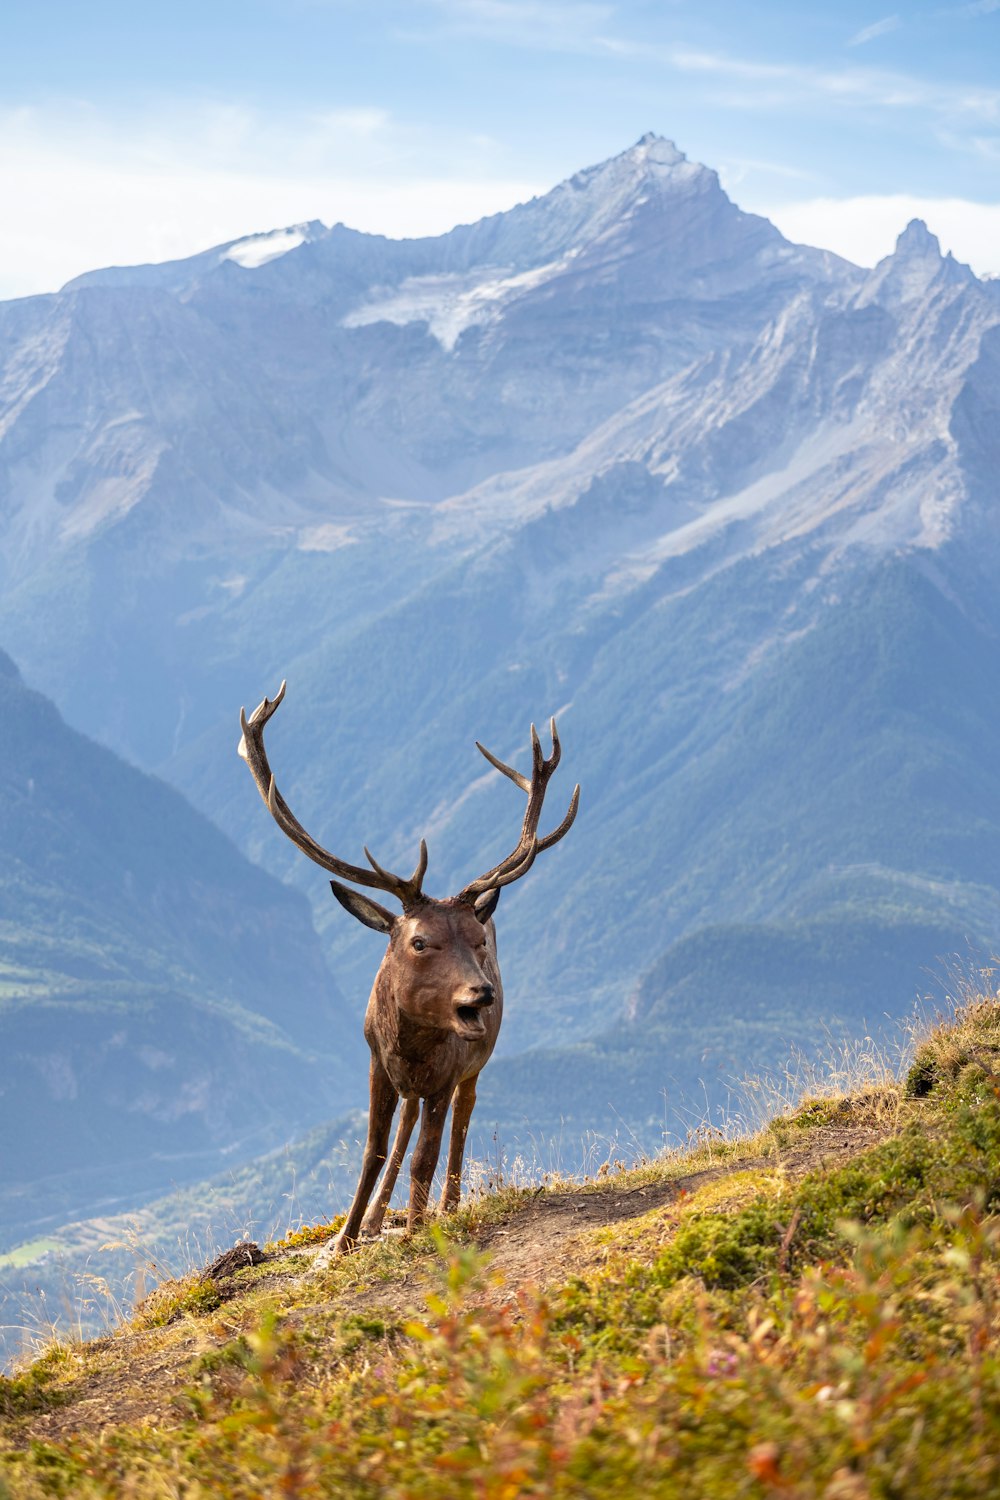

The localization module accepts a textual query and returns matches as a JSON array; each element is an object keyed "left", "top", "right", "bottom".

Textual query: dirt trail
[
  {"left": 15, "top": 1114, "right": 892, "bottom": 1447},
  {"left": 398, "top": 1116, "right": 888, "bottom": 1297}
]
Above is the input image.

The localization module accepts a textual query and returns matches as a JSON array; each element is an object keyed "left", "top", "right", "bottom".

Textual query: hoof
[{"left": 315, "top": 1232, "right": 355, "bottom": 1265}]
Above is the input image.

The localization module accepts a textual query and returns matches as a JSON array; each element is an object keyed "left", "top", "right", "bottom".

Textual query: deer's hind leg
[
  {"left": 335, "top": 1056, "right": 398, "bottom": 1253},
  {"left": 360, "top": 1094, "right": 419, "bottom": 1238},
  {"left": 439, "top": 1073, "right": 479, "bottom": 1215}
]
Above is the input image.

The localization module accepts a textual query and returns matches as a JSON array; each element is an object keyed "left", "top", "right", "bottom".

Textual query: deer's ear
[
  {"left": 473, "top": 888, "right": 501, "bottom": 925},
  {"left": 330, "top": 880, "right": 395, "bottom": 934}
]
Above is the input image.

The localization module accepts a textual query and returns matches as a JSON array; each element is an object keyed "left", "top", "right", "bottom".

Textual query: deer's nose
[{"left": 470, "top": 982, "right": 495, "bottom": 1007}]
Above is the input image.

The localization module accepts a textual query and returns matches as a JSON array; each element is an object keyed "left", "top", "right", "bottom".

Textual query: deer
[{"left": 238, "top": 682, "right": 579, "bottom": 1253}]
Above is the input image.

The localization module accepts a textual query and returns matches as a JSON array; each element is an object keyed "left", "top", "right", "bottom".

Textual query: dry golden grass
[{"left": 6, "top": 987, "right": 1000, "bottom": 1498}]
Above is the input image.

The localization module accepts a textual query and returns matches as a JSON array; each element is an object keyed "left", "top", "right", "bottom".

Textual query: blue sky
[{"left": 2, "top": 0, "right": 998, "bottom": 297}]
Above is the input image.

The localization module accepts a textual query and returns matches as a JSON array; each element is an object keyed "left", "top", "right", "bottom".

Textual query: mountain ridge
[
  {"left": 61, "top": 134, "right": 841, "bottom": 299},
  {"left": 0, "top": 652, "right": 367, "bottom": 1247},
  {"left": 0, "top": 133, "right": 998, "bottom": 1171}
]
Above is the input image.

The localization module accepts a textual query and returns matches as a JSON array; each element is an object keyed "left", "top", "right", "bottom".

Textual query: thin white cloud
[
  {"left": 948, "top": 0, "right": 1000, "bottom": 15},
  {"left": 758, "top": 192, "right": 1000, "bottom": 276},
  {"left": 665, "top": 44, "right": 1000, "bottom": 123},
  {"left": 0, "top": 104, "right": 542, "bottom": 299},
  {"left": 667, "top": 47, "right": 792, "bottom": 81},
  {"left": 848, "top": 15, "right": 902, "bottom": 46},
  {"left": 717, "top": 157, "right": 819, "bottom": 190},
  {"left": 419, "top": 0, "right": 618, "bottom": 50},
  {"left": 937, "top": 126, "right": 1000, "bottom": 162},
  {"left": 434, "top": 0, "right": 611, "bottom": 18}
]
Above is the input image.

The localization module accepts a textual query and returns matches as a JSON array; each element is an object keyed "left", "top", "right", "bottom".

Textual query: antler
[
  {"left": 238, "top": 681, "right": 428, "bottom": 909},
  {"left": 458, "top": 719, "right": 580, "bottom": 901}
]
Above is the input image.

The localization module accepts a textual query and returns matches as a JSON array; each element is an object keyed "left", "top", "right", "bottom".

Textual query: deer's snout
[{"left": 454, "top": 980, "right": 495, "bottom": 1036}]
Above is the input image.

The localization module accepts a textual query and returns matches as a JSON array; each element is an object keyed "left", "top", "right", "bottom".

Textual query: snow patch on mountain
[
  {"left": 341, "top": 253, "right": 579, "bottom": 350},
  {"left": 224, "top": 228, "right": 308, "bottom": 269},
  {"left": 298, "top": 522, "right": 358, "bottom": 553}
]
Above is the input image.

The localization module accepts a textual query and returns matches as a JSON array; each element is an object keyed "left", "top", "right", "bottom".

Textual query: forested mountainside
[
  {"left": 0, "top": 651, "right": 365, "bottom": 1247},
  {"left": 0, "top": 133, "right": 998, "bottom": 1161}
]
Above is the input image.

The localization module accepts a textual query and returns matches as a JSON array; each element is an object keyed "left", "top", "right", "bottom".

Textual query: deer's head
[
  {"left": 356, "top": 900, "right": 497, "bottom": 1039},
  {"left": 237, "top": 683, "right": 579, "bottom": 1039}
]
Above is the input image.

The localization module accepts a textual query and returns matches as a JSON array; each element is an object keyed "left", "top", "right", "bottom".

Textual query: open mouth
[{"left": 456, "top": 1004, "right": 487, "bottom": 1034}]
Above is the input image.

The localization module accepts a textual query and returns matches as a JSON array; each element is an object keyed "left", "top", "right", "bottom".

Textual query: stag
[{"left": 238, "top": 683, "right": 578, "bottom": 1252}]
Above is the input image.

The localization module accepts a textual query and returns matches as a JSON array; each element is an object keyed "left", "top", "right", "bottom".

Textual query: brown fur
[
  {"left": 237, "top": 685, "right": 578, "bottom": 1255},
  {"left": 338, "top": 900, "right": 503, "bottom": 1249}
]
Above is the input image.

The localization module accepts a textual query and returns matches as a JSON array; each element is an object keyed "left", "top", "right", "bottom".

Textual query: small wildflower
[
  {"left": 747, "top": 1441, "right": 787, "bottom": 1488},
  {"left": 706, "top": 1348, "right": 739, "bottom": 1377}
]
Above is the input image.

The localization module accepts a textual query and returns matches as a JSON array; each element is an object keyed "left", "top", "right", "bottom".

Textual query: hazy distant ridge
[{"left": 0, "top": 133, "right": 998, "bottom": 1159}]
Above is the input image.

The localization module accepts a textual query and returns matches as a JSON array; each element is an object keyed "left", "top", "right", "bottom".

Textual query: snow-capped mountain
[
  {"left": 0, "top": 135, "right": 851, "bottom": 569},
  {"left": 2, "top": 135, "right": 1000, "bottom": 1149},
  {"left": 431, "top": 216, "right": 996, "bottom": 571}
]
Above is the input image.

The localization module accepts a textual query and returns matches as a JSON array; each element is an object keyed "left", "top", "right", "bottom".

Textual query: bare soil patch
[
  {"left": 469, "top": 1117, "right": 889, "bottom": 1290},
  {"left": 299, "top": 1113, "right": 892, "bottom": 1323}
]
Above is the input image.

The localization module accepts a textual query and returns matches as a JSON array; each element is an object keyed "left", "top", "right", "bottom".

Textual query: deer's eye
[{"left": 412, "top": 937, "right": 427, "bottom": 952}]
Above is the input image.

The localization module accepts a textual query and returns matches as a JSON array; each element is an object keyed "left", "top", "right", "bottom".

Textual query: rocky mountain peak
[
  {"left": 623, "top": 132, "right": 690, "bottom": 169},
  {"left": 564, "top": 132, "right": 710, "bottom": 204},
  {"left": 859, "top": 216, "right": 975, "bottom": 309},
  {"left": 895, "top": 218, "right": 943, "bottom": 261},
  {"left": 408, "top": 133, "right": 727, "bottom": 283}
]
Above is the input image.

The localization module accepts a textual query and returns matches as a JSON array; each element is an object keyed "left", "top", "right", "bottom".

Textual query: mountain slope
[
  {"left": 0, "top": 651, "right": 365, "bottom": 1246},
  {"left": 0, "top": 136, "right": 998, "bottom": 1159},
  {"left": 0, "top": 137, "right": 851, "bottom": 579},
  {"left": 5, "top": 997, "right": 1000, "bottom": 1496}
]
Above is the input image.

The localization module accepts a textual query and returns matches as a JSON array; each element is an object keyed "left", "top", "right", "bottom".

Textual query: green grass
[
  {"left": 3, "top": 992, "right": 1000, "bottom": 1496},
  {"left": 0, "top": 1243, "right": 61, "bottom": 1272}
]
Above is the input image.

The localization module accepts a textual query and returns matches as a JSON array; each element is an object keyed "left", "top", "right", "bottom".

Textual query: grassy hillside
[
  {"left": 3, "top": 992, "right": 1000, "bottom": 1496},
  {"left": 473, "top": 908, "right": 966, "bottom": 1148},
  {"left": 0, "top": 1112, "right": 366, "bottom": 1369}
]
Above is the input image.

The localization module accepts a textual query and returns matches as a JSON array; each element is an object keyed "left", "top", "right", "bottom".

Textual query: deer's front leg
[
  {"left": 360, "top": 1094, "right": 419, "bottom": 1238},
  {"left": 335, "top": 1056, "right": 398, "bottom": 1254},
  {"left": 439, "top": 1074, "right": 478, "bottom": 1215},
  {"left": 407, "top": 1089, "right": 451, "bottom": 1231}
]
